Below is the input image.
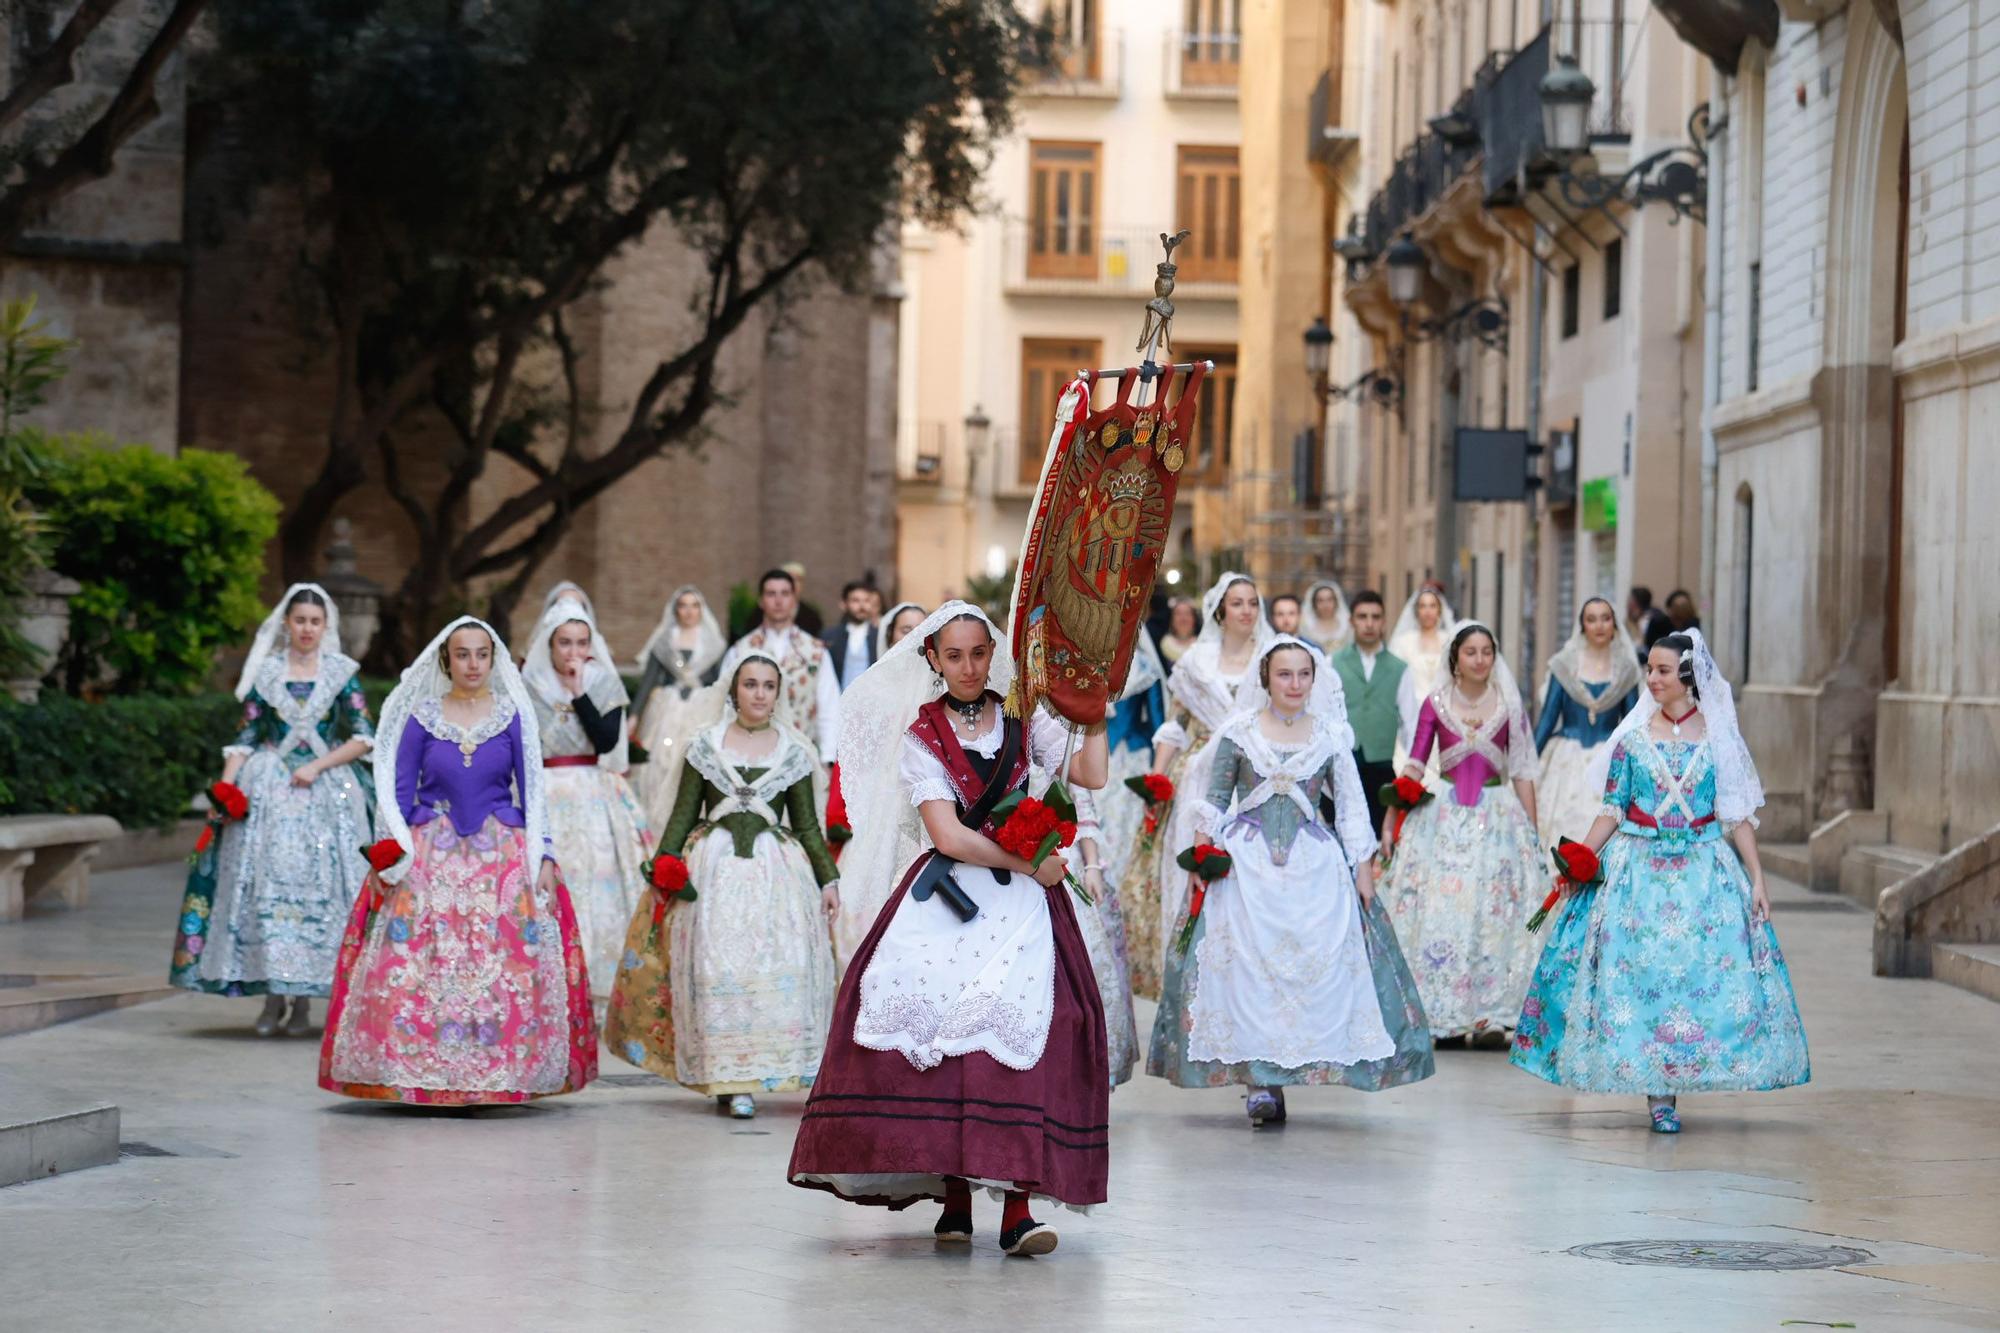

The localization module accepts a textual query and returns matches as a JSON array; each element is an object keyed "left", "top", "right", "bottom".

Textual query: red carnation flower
[
  {"left": 209, "top": 781, "right": 249, "bottom": 822},
  {"left": 1551, "top": 838, "right": 1602, "bottom": 884},
  {"left": 1392, "top": 776, "right": 1428, "bottom": 807},
  {"left": 363, "top": 839, "right": 405, "bottom": 873},
  {"left": 649, "top": 854, "right": 691, "bottom": 893}
]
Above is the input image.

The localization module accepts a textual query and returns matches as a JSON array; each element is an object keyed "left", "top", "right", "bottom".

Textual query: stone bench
[{"left": 0, "top": 814, "right": 124, "bottom": 923}]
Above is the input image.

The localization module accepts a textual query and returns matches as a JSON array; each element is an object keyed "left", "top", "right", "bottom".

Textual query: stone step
[
  {"left": 1838, "top": 843, "right": 1937, "bottom": 912},
  {"left": 1931, "top": 943, "right": 2000, "bottom": 1007},
  {"left": 0, "top": 1074, "right": 119, "bottom": 1188},
  {"left": 1762, "top": 841, "right": 1810, "bottom": 886},
  {"left": 0, "top": 970, "right": 178, "bottom": 1039}
]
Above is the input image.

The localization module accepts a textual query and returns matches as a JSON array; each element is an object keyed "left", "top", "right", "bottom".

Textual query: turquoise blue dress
[{"left": 1510, "top": 731, "right": 1810, "bottom": 1093}]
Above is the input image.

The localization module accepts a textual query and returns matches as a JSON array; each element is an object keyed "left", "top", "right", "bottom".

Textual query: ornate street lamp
[
  {"left": 1303, "top": 317, "right": 1334, "bottom": 402},
  {"left": 1384, "top": 233, "right": 1427, "bottom": 307},
  {"left": 1538, "top": 55, "right": 1596, "bottom": 158}
]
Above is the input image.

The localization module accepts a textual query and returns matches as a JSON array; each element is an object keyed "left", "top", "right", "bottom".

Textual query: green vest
[{"left": 1333, "top": 643, "right": 1406, "bottom": 763}]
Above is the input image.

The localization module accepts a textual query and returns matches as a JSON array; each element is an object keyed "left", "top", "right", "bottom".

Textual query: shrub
[
  {"left": 31, "top": 438, "right": 280, "bottom": 695},
  {"left": 0, "top": 297, "right": 70, "bottom": 678},
  {"left": 0, "top": 693, "right": 245, "bottom": 827}
]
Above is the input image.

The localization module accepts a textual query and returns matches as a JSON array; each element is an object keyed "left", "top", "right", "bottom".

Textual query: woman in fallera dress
[
  {"left": 1533, "top": 597, "right": 1641, "bottom": 846},
  {"left": 632, "top": 585, "right": 727, "bottom": 828},
  {"left": 1389, "top": 582, "right": 1457, "bottom": 788},
  {"left": 1118, "top": 572, "right": 1270, "bottom": 1000},
  {"left": 523, "top": 595, "right": 654, "bottom": 1011},
  {"left": 1300, "top": 580, "right": 1353, "bottom": 658},
  {"left": 1149, "top": 637, "right": 1433, "bottom": 1125},
  {"left": 1159, "top": 596, "right": 1200, "bottom": 666},
  {"left": 1512, "top": 631, "right": 1810, "bottom": 1132},
  {"left": 788, "top": 603, "right": 1109, "bottom": 1257},
  {"left": 169, "top": 584, "right": 374, "bottom": 1036},
  {"left": 605, "top": 652, "right": 840, "bottom": 1119},
  {"left": 1377, "top": 622, "right": 1545, "bottom": 1045},
  {"left": 319, "top": 617, "right": 597, "bottom": 1104},
  {"left": 881, "top": 600, "right": 927, "bottom": 651}
]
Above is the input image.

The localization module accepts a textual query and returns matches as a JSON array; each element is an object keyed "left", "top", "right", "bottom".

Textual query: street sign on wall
[
  {"left": 1581, "top": 476, "right": 1618, "bottom": 532},
  {"left": 1452, "top": 427, "right": 1534, "bottom": 501}
]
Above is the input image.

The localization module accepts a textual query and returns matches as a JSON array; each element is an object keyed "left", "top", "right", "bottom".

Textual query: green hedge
[{"left": 0, "top": 680, "right": 398, "bottom": 828}]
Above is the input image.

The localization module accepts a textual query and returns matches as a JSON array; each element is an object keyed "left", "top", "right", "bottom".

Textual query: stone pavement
[{"left": 0, "top": 864, "right": 1996, "bottom": 1331}]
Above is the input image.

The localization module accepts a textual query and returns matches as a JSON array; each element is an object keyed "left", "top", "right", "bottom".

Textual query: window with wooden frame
[
  {"left": 1028, "top": 141, "right": 1101, "bottom": 281},
  {"left": 1043, "top": 0, "right": 1100, "bottom": 82},
  {"left": 1180, "top": 0, "right": 1240, "bottom": 87},
  {"left": 1175, "top": 145, "right": 1240, "bottom": 283},
  {"left": 1018, "top": 337, "right": 1101, "bottom": 484},
  {"left": 1176, "top": 345, "right": 1237, "bottom": 486}
]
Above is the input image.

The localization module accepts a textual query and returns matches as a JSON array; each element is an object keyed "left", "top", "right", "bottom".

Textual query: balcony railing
[
  {"left": 1361, "top": 127, "right": 1483, "bottom": 256},
  {"left": 1028, "top": 27, "right": 1123, "bottom": 100},
  {"left": 1551, "top": 16, "right": 1634, "bottom": 139},
  {"left": 1002, "top": 220, "right": 1238, "bottom": 298},
  {"left": 1475, "top": 28, "right": 1548, "bottom": 202},
  {"left": 1164, "top": 28, "right": 1239, "bottom": 97}
]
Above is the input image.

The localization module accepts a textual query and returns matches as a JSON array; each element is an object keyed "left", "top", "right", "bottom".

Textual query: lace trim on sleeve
[{"left": 900, "top": 733, "right": 959, "bottom": 808}]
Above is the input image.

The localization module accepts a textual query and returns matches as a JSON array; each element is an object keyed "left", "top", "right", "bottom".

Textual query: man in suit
[
  {"left": 822, "top": 579, "right": 881, "bottom": 693},
  {"left": 1330, "top": 589, "right": 1406, "bottom": 837}
]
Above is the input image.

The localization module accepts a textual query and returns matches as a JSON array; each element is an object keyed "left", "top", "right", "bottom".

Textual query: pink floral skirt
[{"left": 319, "top": 815, "right": 598, "bottom": 1104}]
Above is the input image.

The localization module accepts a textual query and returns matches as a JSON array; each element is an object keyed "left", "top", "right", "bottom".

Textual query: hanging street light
[
  {"left": 1385, "top": 233, "right": 1427, "bottom": 307},
  {"left": 1302, "top": 316, "right": 1334, "bottom": 402},
  {"left": 1538, "top": 54, "right": 1596, "bottom": 158}
]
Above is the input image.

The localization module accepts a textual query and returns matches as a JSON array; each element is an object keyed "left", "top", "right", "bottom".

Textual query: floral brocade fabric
[
  {"left": 1510, "top": 737, "right": 1810, "bottom": 1093},
  {"left": 319, "top": 815, "right": 597, "bottom": 1103}
]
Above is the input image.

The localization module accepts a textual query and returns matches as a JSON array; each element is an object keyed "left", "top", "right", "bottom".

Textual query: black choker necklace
[{"left": 948, "top": 695, "right": 985, "bottom": 727}]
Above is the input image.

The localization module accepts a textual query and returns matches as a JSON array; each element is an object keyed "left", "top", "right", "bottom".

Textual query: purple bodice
[
  {"left": 396, "top": 710, "right": 528, "bottom": 836},
  {"left": 1410, "top": 699, "right": 1508, "bottom": 807}
]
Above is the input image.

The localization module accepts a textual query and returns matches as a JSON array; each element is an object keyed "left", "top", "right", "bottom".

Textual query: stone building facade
[
  {"left": 1703, "top": 0, "right": 2000, "bottom": 859},
  {"left": 8, "top": 9, "right": 898, "bottom": 661}
]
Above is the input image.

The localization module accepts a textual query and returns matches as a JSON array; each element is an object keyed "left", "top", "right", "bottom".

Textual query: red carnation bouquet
[
  {"left": 646, "top": 852, "right": 697, "bottom": 923},
  {"left": 825, "top": 763, "right": 853, "bottom": 853},
  {"left": 991, "top": 782, "right": 1091, "bottom": 904},
  {"left": 1124, "top": 772, "right": 1175, "bottom": 836},
  {"left": 359, "top": 838, "right": 407, "bottom": 911},
  {"left": 1527, "top": 837, "right": 1604, "bottom": 932},
  {"left": 1172, "top": 842, "right": 1233, "bottom": 956},
  {"left": 188, "top": 781, "right": 251, "bottom": 862},
  {"left": 1376, "top": 775, "right": 1434, "bottom": 868}
]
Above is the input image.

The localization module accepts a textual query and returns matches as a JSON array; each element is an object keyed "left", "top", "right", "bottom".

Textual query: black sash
[{"left": 909, "top": 716, "right": 1023, "bottom": 923}]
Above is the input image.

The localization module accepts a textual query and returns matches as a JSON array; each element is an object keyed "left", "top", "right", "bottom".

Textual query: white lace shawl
[
  {"left": 1299, "top": 580, "right": 1352, "bottom": 656},
  {"left": 1191, "top": 711, "right": 1377, "bottom": 868},
  {"left": 637, "top": 584, "right": 726, "bottom": 685},
  {"left": 1419, "top": 623, "right": 1539, "bottom": 782},
  {"left": 684, "top": 719, "right": 817, "bottom": 827},
  {"left": 225, "top": 648, "right": 366, "bottom": 762},
  {"left": 1542, "top": 610, "right": 1642, "bottom": 723},
  {"left": 371, "top": 616, "right": 550, "bottom": 884}
]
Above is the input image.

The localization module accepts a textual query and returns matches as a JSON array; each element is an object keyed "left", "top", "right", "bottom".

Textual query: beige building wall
[{"left": 895, "top": 0, "right": 1242, "bottom": 611}]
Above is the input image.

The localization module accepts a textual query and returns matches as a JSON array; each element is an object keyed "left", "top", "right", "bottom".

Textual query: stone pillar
[
  {"left": 6, "top": 569, "right": 80, "bottom": 704},
  {"left": 319, "top": 518, "right": 382, "bottom": 664}
]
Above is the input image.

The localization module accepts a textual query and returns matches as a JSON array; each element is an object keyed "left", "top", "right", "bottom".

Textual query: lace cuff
[
  {"left": 1153, "top": 718, "right": 1189, "bottom": 751},
  {"left": 221, "top": 744, "right": 253, "bottom": 760},
  {"left": 900, "top": 734, "right": 960, "bottom": 808},
  {"left": 1191, "top": 798, "right": 1227, "bottom": 842}
]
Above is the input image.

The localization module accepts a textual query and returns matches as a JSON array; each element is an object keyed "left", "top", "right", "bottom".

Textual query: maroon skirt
[{"left": 787, "top": 853, "right": 1110, "bottom": 1209}]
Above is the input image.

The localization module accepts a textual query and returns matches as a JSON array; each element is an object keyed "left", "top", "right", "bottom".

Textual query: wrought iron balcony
[
  {"left": 1026, "top": 26, "right": 1123, "bottom": 101},
  {"left": 1001, "top": 220, "right": 1238, "bottom": 298}
]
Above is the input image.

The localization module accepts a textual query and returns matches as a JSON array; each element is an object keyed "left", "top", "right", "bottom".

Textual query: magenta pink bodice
[{"left": 1409, "top": 698, "right": 1509, "bottom": 807}]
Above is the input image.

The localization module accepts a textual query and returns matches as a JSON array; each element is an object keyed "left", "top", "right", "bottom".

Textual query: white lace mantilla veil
[
  {"left": 234, "top": 581, "right": 346, "bottom": 700},
  {"left": 1540, "top": 597, "right": 1643, "bottom": 723},
  {"left": 636, "top": 583, "right": 726, "bottom": 681},
  {"left": 371, "top": 615, "right": 550, "bottom": 885},
  {"left": 1169, "top": 634, "right": 1353, "bottom": 858},
  {"left": 540, "top": 580, "right": 593, "bottom": 619},
  {"left": 1430, "top": 620, "right": 1540, "bottom": 782},
  {"left": 1388, "top": 584, "right": 1458, "bottom": 653},
  {"left": 522, "top": 595, "right": 633, "bottom": 773},
  {"left": 1167, "top": 570, "right": 1276, "bottom": 722},
  {"left": 1299, "top": 580, "right": 1351, "bottom": 654},
  {"left": 1120, "top": 619, "right": 1166, "bottom": 700},
  {"left": 833, "top": 601, "right": 1021, "bottom": 920},
  {"left": 1586, "top": 627, "right": 1764, "bottom": 827}
]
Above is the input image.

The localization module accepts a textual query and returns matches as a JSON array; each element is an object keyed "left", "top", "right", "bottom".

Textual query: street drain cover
[{"left": 1570, "top": 1240, "right": 1873, "bottom": 1271}]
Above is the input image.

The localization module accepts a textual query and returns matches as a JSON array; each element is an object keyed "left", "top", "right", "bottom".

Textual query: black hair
[
  {"left": 1652, "top": 632, "right": 1700, "bottom": 699},
  {"left": 285, "top": 587, "right": 329, "bottom": 615},
  {"left": 841, "top": 579, "right": 873, "bottom": 599},
  {"left": 1629, "top": 585, "right": 1654, "bottom": 610},
  {"left": 1446, "top": 623, "right": 1497, "bottom": 678},
  {"left": 1269, "top": 594, "right": 1301, "bottom": 613},
  {"left": 1258, "top": 642, "right": 1317, "bottom": 690},
  {"left": 1665, "top": 588, "right": 1694, "bottom": 607},
  {"left": 1577, "top": 596, "right": 1616, "bottom": 631},
  {"left": 759, "top": 568, "right": 797, "bottom": 593},
  {"left": 1350, "top": 589, "right": 1386, "bottom": 612},
  {"left": 1211, "top": 577, "right": 1257, "bottom": 624}
]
